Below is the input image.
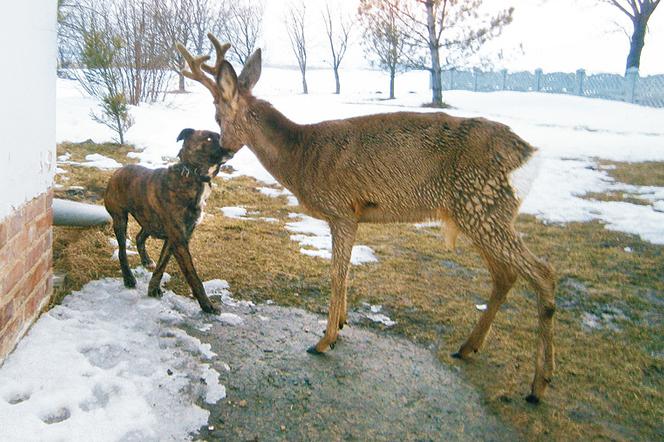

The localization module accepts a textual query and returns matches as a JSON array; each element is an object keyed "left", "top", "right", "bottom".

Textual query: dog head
[{"left": 176, "top": 128, "right": 233, "bottom": 177}]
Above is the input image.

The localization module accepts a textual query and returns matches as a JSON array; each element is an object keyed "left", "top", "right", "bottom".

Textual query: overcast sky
[{"left": 257, "top": 0, "right": 663, "bottom": 75}]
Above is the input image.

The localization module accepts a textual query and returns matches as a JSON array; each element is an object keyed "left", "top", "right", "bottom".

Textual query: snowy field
[
  {"left": 1, "top": 67, "right": 662, "bottom": 440},
  {"left": 56, "top": 67, "right": 664, "bottom": 244}
]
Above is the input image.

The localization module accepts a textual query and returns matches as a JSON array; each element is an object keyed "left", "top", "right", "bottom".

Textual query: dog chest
[{"left": 195, "top": 182, "right": 213, "bottom": 225}]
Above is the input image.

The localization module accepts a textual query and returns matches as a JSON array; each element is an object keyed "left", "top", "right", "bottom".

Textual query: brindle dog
[{"left": 104, "top": 129, "right": 232, "bottom": 313}]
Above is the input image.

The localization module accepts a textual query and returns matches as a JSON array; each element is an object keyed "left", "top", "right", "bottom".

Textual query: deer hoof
[
  {"left": 525, "top": 394, "right": 540, "bottom": 405},
  {"left": 306, "top": 345, "right": 325, "bottom": 355}
]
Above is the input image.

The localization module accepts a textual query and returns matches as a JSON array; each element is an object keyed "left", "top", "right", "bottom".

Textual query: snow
[
  {"left": 258, "top": 186, "right": 299, "bottom": 206},
  {"left": 359, "top": 304, "right": 396, "bottom": 327},
  {"left": 220, "top": 206, "right": 249, "bottom": 219},
  {"left": 56, "top": 67, "right": 664, "bottom": 244},
  {"left": 0, "top": 269, "right": 227, "bottom": 442},
  {"left": 285, "top": 213, "right": 379, "bottom": 265}
]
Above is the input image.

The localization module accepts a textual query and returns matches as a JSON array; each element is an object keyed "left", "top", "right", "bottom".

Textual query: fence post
[
  {"left": 450, "top": 68, "right": 455, "bottom": 90},
  {"left": 501, "top": 69, "right": 507, "bottom": 90},
  {"left": 625, "top": 67, "right": 638, "bottom": 103},
  {"left": 535, "top": 68, "right": 543, "bottom": 92},
  {"left": 473, "top": 68, "right": 480, "bottom": 92},
  {"left": 575, "top": 69, "right": 585, "bottom": 96}
]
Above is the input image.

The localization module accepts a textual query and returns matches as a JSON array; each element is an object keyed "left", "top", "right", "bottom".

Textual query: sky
[{"left": 258, "top": 0, "right": 664, "bottom": 75}]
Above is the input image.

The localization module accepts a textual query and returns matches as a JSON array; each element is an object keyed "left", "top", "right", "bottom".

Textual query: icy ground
[
  {"left": 56, "top": 67, "right": 664, "bottom": 244},
  {"left": 0, "top": 269, "right": 228, "bottom": 441}
]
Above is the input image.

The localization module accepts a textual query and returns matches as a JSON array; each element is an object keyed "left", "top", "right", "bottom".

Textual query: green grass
[{"left": 53, "top": 142, "right": 664, "bottom": 441}]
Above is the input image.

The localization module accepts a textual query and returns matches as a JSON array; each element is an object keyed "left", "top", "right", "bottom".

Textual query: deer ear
[
  {"left": 238, "top": 48, "right": 262, "bottom": 93},
  {"left": 217, "top": 60, "right": 238, "bottom": 104}
]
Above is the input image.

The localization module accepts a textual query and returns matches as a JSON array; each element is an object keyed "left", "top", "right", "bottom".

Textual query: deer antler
[
  {"left": 176, "top": 43, "right": 220, "bottom": 101},
  {"left": 201, "top": 33, "right": 231, "bottom": 76}
]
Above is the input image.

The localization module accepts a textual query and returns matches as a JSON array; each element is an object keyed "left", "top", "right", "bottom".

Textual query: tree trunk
[
  {"left": 425, "top": 0, "right": 443, "bottom": 106},
  {"left": 301, "top": 69, "right": 308, "bottom": 94},
  {"left": 334, "top": 67, "right": 340, "bottom": 94},
  {"left": 389, "top": 67, "right": 395, "bottom": 99},
  {"left": 178, "top": 73, "right": 186, "bottom": 92},
  {"left": 626, "top": 17, "right": 647, "bottom": 72}
]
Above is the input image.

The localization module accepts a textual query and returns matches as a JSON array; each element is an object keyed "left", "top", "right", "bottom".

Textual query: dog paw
[
  {"left": 147, "top": 286, "right": 163, "bottom": 298},
  {"left": 201, "top": 303, "right": 220, "bottom": 315},
  {"left": 143, "top": 260, "right": 156, "bottom": 271}
]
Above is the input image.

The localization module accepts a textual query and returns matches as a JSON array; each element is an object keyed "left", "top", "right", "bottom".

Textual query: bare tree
[
  {"left": 59, "top": 0, "right": 170, "bottom": 104},
  {"left": 151, "top": 0, "right": 192, "bottom": 92},
  {"left": 322, "top": 1, "right": 352, "bottom": 94},
  {"left": 393, "top": 0, "right": 513, "bottom": 107},
  {"left": 286, "top": 1, "right": 308, "bottom": 94},
  {"left": 358, "top": 0, "right": 409, "bottom": 99},
  {"left": 601, "top": 0, "right": 660, "bottom": 72},
  {"left": 219, "top": 0, "right": 266, "bottom": 65},
  {"left": 189, "top": 0, "right": 226, "bottom": 56}
]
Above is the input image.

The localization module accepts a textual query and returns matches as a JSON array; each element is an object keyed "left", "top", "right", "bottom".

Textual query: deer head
[{"left": 177, "top": 34, "right": 262, "bottom": 152}]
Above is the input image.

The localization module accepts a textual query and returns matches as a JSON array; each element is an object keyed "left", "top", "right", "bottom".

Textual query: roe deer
[{"left": 177, "top": 35, "right": 556, "bottom": 403}]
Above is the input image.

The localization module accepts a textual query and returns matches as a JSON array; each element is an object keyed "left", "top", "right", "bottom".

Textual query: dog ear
[{"left": 177, "top": 128, "right": 195, "bottom": 142}]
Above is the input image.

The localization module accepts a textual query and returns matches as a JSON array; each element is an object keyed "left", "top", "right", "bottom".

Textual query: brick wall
[{"left": 0, "top": 189, "right": 53, "bottom": 362}]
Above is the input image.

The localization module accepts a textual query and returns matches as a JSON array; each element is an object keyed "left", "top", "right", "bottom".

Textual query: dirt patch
[{"left": 192, "top": 302, "right": 518, "bottom": 441}]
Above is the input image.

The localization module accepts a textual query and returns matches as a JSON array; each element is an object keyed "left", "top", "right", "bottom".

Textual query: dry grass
[
  {"left": 600, "top": 160, "right": 664, "bottom": 187},
  {"left": 53, "top": 142, "right": 664, "bottom": 441}
]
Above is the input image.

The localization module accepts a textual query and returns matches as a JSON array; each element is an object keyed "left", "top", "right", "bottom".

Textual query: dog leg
[
  {"left": 136, "top": 228, "right": 156, "bottom": 270},
  {"left": 170, "top": 239, "right": 219, "bottom": 314},
  {"left": 112, "top": 212, "right": 136, "bottom": 288},
  {"left": 148, "top": 240, "right": 172, "bottom": 298}
]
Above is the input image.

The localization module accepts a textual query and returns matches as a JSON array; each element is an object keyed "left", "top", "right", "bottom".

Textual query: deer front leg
[{"left": 307, "top": 220, "right": 357, "bottom": 354}]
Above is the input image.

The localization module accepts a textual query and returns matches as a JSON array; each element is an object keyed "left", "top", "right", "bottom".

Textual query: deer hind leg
[
  {"left": 453, "top": 250, "right": 517, "bottom": 359},
  {"left": 519, "top": 247, "right": 556, "bottom": 404},
  {"left": 464, "top": 223, "right": 556, "bottom": 403},
  {"left": 307, "top": 220, "right": 357, "bottom": 354}
]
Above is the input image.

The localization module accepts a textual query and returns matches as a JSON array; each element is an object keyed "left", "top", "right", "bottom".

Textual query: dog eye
[{"left": 206, "top": 137, "right": 212, "bottom": 142}]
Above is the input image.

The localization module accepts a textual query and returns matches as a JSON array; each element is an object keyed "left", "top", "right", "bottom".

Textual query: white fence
[{"left": 441, "top": 67, "right": 664, "bottom": 108}]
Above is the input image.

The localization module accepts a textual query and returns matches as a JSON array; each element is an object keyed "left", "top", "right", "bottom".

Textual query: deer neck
[{"left": 243, "top": 98, "right": 305, "bottom": 189}]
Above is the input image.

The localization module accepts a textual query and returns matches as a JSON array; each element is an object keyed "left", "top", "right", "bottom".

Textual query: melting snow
[
  {"left": 55, "top": 69, "right": 664, "bottom": 244},
  {"left": 285, "top": 213, "right": 378, "bottom": 265},
  {"left": 0, "top": 269, "right": 227, "bottom": 442}
]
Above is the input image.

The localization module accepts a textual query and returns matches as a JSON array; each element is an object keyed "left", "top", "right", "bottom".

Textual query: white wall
[{"left": 0, "top": 0, "right": 57, "bottom": 221}]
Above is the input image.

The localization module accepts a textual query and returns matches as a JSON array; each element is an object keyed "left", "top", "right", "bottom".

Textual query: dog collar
[{"left": 177, "top": 164, "right": 212, "bottom": 183}]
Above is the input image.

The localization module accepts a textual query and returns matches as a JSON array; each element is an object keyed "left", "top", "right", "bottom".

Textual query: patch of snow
[
  {"left": 218, "top": 313, "right": 244, "bottom": 326},
  {"left": 414, "top": 221, "right": 442, "bottom": 229},
  {"left": 0, "top": 270, "right": 225, "bottom": 442},
  {"left": 358, "top": 304, "right": 396, "bottom": 327},
  {"left": 365, "top": 313, "right": 396, "bottom": 327},
  {"left": 285, "top": 213, "right": 378, "bottom": 265},
  {"left": 258, "top": 186, "right": 298, "bottom": 206},
  {"left": 225, "top": 147, "right": 277, "bottom": 185},
  {"left": 203, "top": 279, "right": 255, "bottom": 308},
  {"left": 220, "top": 206, "right": 249, "bottom": 220},
  {"left": 55, "top": 70, "right": 664, "bottom": 244},
  {"left": 80, "top": 154, "right": 122, "bottom": 169},
  {"left": 653, "top": 201, "right": 664, "bottom": 213}
]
